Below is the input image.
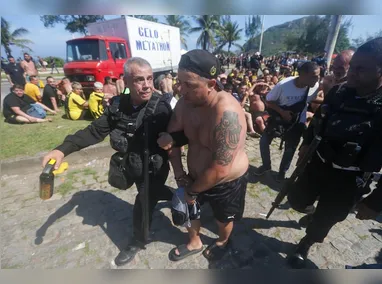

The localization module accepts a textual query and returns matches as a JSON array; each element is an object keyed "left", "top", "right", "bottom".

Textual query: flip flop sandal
[
  {"left": 169, "top": 244, "right": 204, "bottom": 261},
  {"left": 202, "top": 240, "right": 231, "bottom": 262}
]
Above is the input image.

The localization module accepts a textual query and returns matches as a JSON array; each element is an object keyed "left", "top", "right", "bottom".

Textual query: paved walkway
[{"left": 1, "top": 138, "right": 381, "bottom": 269}]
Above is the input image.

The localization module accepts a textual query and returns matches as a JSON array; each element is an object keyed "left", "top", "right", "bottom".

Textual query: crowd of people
[
  {"left": 35, "top": 36, "right": 382, "bottom": 269},
  {"left": 2, "top": 36, "right": 381, "bottom": 269}
]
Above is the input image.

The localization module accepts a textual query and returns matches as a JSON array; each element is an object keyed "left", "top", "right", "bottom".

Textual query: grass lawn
[{"left": 0, "top": 106, "right": 109, "bottom": 160}]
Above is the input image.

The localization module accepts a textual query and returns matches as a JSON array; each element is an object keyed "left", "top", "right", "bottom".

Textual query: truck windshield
[{"left": 66, "top": 39, "right": 106, "bottom": 62}]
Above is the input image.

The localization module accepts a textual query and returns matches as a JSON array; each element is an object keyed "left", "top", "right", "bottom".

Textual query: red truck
[{"left": 63, "top": 16, "right": 181, "bottom": 95}]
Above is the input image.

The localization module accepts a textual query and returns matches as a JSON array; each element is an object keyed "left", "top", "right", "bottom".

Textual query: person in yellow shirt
[
  {"left": 243, "top": 75, "right": 252, "bottom": 88},
  {"left": 65, "top": 82, "right": 89, "bottom": 120},
  {"left": 88, "top": 82, "right": 105, "bottom": 119},
  {"left": 24, "top": 75, "right": 42, "bottom": 102}
]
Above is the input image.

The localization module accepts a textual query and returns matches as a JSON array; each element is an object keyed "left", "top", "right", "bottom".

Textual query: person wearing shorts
[
  {"left": 157, "top": 49, "right": 249, "bottom": 263},
  {"left": 195, "top": 173, "right": 248, "bottom": 223}
]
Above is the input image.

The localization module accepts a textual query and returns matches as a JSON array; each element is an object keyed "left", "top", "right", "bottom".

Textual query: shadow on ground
[
  {"left": 247, "top": 165, "right": 283, "bottom": 192},
  {"left": 34, "top": 189, "right": 214, "bottom": 252},
  {"left": 195, "top": 205, "right": 316, "bottom": 269},
  {"left": 34, "top": 189, "right": 317, "bottom": 269}
]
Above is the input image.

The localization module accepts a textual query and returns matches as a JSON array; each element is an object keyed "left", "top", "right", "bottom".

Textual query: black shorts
[
  {"left": 197, "top": 172, "right": 248, "bottom": 223},
  {"left": 4, "top": 115, "right": 22, "bottom": 124}
]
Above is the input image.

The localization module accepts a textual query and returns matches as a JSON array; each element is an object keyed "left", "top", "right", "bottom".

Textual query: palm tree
[
  {"left": 190, "top": 15, "right": 220, "bottom": 51},
  {"left": 215, "top": 19, "right": 243, "bottom": 54},
  {"left": 245, "top": 15, "right": 262, "bottom": 40},
  {"left": 1, "top": 17, "right": 33, "bottom": 57},
  {"left": 164, "top": 15, "right": 191, "bottom": 49}
]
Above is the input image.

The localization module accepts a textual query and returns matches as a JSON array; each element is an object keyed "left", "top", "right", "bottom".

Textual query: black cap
[{"left": 178, "top": 49, "right": 224, "bottom": 90}]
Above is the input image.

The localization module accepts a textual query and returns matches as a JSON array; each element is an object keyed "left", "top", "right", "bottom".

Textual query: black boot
[
  {"left": 114, "top": 240, "right": 145, "bottom": 266},
  {"left": 287, "top": 236, "right": 315, "bottom": 269},
  {"left": 298, "top": 214, "right": 314, "bottom": 228}
]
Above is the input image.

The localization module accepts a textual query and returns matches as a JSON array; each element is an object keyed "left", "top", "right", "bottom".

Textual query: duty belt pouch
[
  {"left": 108, "top": 152, "right": 135, "bottom": 190},
  {"left": 333, "top": 142, "right": 362, "bottom": 168}
]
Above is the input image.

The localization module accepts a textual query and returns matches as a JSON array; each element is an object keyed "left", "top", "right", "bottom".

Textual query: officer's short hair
[
  {"left": 357, "top": 37, "right": 382, "bottom": 69},
  {"left": 123, "top": 57, "right": 152, "bottom": 77},
  {"left": 298, "top": 61, "right": 320, "bottom": 75}
]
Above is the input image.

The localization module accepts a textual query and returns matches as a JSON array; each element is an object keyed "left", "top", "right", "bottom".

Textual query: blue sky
[{"left": 1, "top": 15, "right": 381, "bottom": 59}]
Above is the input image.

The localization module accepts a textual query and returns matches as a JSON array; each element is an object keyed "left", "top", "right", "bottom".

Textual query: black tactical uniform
[
  {"left": 287, "top": 84, "right": 382, "bottom": 266},
  {"left": 55, "top": 92, "right": 174, "bottom": 264}
]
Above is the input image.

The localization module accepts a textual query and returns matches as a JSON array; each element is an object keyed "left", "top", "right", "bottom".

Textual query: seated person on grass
[
  {"left": 42, "top": 76, "right": 61, "bottom": 113},
  {"left": 65, "top": 82, "right": 90, "bottom": 120},
  {"left": 88, "top": 82, "right": 113, "bottom": 119},
  {"left": 24, "top": 75, "right": 42, "bottom": 102},
  {"left": 3, "top": 84, "right": 56, "bottom": 124}
]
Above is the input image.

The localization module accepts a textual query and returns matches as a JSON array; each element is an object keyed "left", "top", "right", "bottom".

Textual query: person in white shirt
[{"left": 253, "top": 62, "right": 321, "bottom": 182}]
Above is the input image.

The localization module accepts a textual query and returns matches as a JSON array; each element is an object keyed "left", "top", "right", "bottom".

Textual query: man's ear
[{"left": 208, "top": 79, "right": 217, "bottom": 90}]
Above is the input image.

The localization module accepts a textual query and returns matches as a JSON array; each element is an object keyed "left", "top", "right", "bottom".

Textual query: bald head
[
  {"left": 338, "top": 50, "right": 354, "bottom": 64},
  {"left": 332, "top": 49, "right": 355, "bottom": 80}
]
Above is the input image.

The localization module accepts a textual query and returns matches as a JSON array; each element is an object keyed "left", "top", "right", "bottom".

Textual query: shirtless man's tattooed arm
[{"left": 188, "top": 110, "right": 242, "bottom": 194}]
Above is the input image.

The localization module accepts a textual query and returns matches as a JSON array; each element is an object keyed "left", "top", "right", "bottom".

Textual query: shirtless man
[
  {"left": 57, "top": 77, "right": 72, "bottom": 103},
  {"left": 234, "top": 83, "right": 258, "bottom": 137},
  {"left": 20, "top": 53, "right": 38, "bottom": 78},
  {"left": 157, "top": 49, "right": 249, "bottom": 262},
  {"left": 249, "top": 83, "right": 271, "bottom": 134},
  {"left": 160, "top": 72, "right": 174, "bottom": 95},
  {"left": 116, "top": 73, "right": 125, "bottom": 94}
]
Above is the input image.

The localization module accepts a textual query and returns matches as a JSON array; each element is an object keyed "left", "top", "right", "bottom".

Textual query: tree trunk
[
  {"left": 203, "top": 31, "right": 208, "bottom": 50},
  {"left": 4, "top": 44, "right": 12, "bottom": 57}
]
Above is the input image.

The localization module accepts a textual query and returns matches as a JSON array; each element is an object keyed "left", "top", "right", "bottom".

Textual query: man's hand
[
  {"left": 157, "top": 132, "right": 174, "bottom": 150},
  {"left": 175, "top": 172, "right": 193, "bottom": 188},
  {"left": 297, "top": 144, "right": 309, "bottom": 166},
  {"left": 42, "top": 150, "right": 65, "bottom": 170},
  {"left": 355, "top": 203, "right": 379, "bottom": 220},
  {"left": 281, "top": 110, "right": 294, "bottom": 122},
  {"left": 184, "top": 190, "right": 197, "bottom": 205},
  {"left": 29, "top": 117, "right": 38, "bottom": 123}
]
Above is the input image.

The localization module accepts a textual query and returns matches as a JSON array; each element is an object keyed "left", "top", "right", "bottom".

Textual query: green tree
[
  {"left": 215, "top": 19, "right": 243, "bottom": 54},
  {"left": 1, "top": 17, "right": 33, "bottom": 57},
  {"left": 44, "top": 56, "right": 65, "bottom": 68},
  {"left": 245, "top": 15, "right": 261, "bottom": 39},
  {"left": 133, "top": 15, "right": 159, "bottom": 22},
  {"left": 190, "top": 15, "right": 220, "bottom": 51},
  {"left": 40, "top": 15, "right": 105, "bottom": 35},
  {"left": 163, "top": 15, "right": 191, "bottom": 49},
  {"left": 284, "top": 16, "right": 351, "bottom": 54}
]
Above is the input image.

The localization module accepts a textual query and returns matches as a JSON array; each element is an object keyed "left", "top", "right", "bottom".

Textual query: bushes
[{"left": 43, "top": 56, "right": 65, "bottom": 67}]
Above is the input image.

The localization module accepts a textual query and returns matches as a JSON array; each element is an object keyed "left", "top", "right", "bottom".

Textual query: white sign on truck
[{"left": 87, "top": 17, "right": 181, "bottom": 73}]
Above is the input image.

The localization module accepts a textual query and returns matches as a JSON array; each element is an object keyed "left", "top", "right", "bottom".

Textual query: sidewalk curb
[
  {"left": 1, "top": 76, "right": 64, "bottom": 83},
  {"left": 1, "top": 143, "right": 115, "bottom": 176}
]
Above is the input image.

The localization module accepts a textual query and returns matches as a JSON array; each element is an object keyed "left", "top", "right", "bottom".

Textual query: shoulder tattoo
[{"left": 212, "top": 110, "right": 242, "bottom": 166}]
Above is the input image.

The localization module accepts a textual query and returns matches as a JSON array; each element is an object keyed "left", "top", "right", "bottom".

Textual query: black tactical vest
[
  {"left": 319, "top": 86, "right": 382, "bottom": 171},
  {"left": 108, "top": 93, "right": 161, "bottom": 154}
]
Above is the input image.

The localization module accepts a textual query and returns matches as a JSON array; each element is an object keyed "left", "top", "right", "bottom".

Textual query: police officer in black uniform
[
  {"left": 286, "top": 37, "right": 382, "bottom": 268},
  {"left": 42, "top": 57, "right": 174, "bottom": 266}
]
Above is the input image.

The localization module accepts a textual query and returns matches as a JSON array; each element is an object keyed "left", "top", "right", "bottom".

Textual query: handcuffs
[{"left": 175, "top": 172, "right": 198, "bottom": 200}]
